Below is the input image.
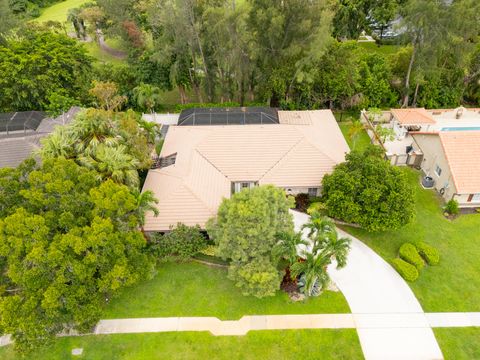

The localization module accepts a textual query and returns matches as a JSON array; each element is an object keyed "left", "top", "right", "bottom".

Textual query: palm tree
[
  {"left": 301, "top": 211, "right": 336, "bottom": 247},
  {"left": 72, "top": 109, "right": 118, "bottom": 156},
  {"left": 291, "top": 250, "right": 331, "bottom": 297},
  {"left": 273, "top": 231, "right": 307, "bottom": 270},
  {"left": 79, "top": 144, "right": 139, "bottom": 188},
  {"left": 132, "top": 189, "right": 159, "bottom": 231},
  {"left": 133, "top": 83, "right": 162, "bottom": 115},
  {"left": 40, "top": 127, "right": 75, "bottom": 159},
  {"left": 348, "top": 120, "right": 364, "bottom": 150},
  {"left": 322, "top": 231, "right": 351, "bottom": 269},
  {"left": 138, "top": 119, "right": 161, "bottom": 145}
]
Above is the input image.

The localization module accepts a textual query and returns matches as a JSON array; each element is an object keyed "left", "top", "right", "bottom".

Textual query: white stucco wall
[{"left": 412, "top": 134, "right": 457, "bottom": 201}]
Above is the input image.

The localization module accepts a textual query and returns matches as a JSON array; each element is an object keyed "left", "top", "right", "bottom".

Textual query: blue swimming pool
[{"left": 441, "top": 127, "right": 480, "bottom": 131}]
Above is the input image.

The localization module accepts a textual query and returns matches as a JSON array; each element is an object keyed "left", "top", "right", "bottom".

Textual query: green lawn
[
  {"left": 434, "top": 328, "right": 480, "bottom": 360},
  {"left": 0, "top": 329, "right": 363, "bottom": 360},
  {"left": 340, "top": 168, "right": 480, "bottom": 312},
  {"left": 103, "top": 261, "right": 351, "bottom": 320},
  {"left": 357, "top": 42, "right": 403, "bottom": 56},
  {"left": 35, "top": 0, "right": 90, "bottom": 23},
  {"left": 339, "top": 122, "right": 371, "bottom": 152},
  {"left": 83, "top": 42, "right": 126, "bottom": 65}
]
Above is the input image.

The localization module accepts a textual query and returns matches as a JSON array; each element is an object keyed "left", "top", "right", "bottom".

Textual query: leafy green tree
[
  {"left": 322, "top": 146, "right": 415, "bottom": 231},
  {"left": 0, "top": 158, "right": 154, "bottom": 352},
  {"left": 0, "top": 0, "right": 17, "bottom": 44},
  {"left": 207, "top": 185, "right": 294, "bottom": 297},
  {"left": 247, "top": 0, "right": 332, "bottom": 106},
  {"left": 0, "top": 29, "right": 92, "bottom": 112}
]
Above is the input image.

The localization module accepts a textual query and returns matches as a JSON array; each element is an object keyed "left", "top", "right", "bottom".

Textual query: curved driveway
[{"left": 291, "top": 210, "right": 443, "bottom": 360}]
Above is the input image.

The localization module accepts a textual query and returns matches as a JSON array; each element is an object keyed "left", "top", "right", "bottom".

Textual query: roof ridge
[
  {"left": 259, "top": 134, "right": 305, "bottom": 182},
  {"left": 194, "top": 148, "right": 231, "bottom": 179}
]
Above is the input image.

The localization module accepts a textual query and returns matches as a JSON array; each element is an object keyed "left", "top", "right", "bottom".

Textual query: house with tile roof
[
  {"left": 141, "top": 108, "right": 350, "bottom": 231},
  {"left": 411, "top": 130, "right": 480, "bottom": 208},
  {"left": 0, "top": 107, "right": 81, "bottom": 168}
]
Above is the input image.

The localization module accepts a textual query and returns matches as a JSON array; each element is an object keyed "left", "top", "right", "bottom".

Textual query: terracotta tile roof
[
  {"left": 439, "top": 131, "right": 480, "bottom": 194},
  {"left": 142, "top": 110, "right": 349, "bottom": 231},
  {"left": 391, "top": 108, "right": 435, "bottom": 125}
]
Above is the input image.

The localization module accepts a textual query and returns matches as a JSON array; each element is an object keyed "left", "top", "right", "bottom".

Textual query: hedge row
[
  {"left": 417, "top": 242, "right": 440, "bottom": 265},
  {"left": 393, "top": 242, "right": 440, "bottom": 282},
  {"left": 391, "top": 258, "right": 419, "bottom": 282},
  {"left": 399, "top": 243, "right": 424, "bottom": 271}
]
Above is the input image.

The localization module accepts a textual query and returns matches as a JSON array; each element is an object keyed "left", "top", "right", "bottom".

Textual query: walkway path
[{"left": 291, "top": 209, "right": 444, "bottom": 360}]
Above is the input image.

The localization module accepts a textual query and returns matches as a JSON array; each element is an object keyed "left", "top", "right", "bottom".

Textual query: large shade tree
[
  {"left": 0, "top": 158, "right": 155, "bottom": 352},
  {"left": 0, "top": 29, "right": 92, "bottom": 112},
  {"left": 322, "top": 146, "right": 415, "bottom": 231},
  {"left": 207, "top": 185, "right": 294, "bottom": 297}
]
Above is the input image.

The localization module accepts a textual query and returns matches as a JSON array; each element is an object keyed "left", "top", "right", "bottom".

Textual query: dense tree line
[{"left": 1, "top": 0, "right": 479, "bottom": 112}]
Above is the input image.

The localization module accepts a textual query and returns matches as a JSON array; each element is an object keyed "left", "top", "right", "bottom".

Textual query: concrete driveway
[{"left": 291, "top": 210, "right": 444, "bottom": 360}]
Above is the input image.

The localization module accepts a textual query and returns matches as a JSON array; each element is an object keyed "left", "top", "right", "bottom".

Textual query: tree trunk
[
  {"left": 412, "top": 83, "right": 420, "bottom": 107},
  {"left": 402, "top": 42, "right": 417, "bottom": 108}
]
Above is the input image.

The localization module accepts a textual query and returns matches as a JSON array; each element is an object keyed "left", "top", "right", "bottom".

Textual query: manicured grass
[
  {"left": 35, "top": 0, "right": 91, "bottom": 23},
  {"left": 339, "top": 122, "right": 371, "bottom": 152},
  {"left": 0, "top": 329, "right": 364, "bottom": 360},
  {"left": 340, "top": 168, "right": 480, "bottom": 312},
  {"left": 103, "top": 261, "right": 351, "bottom": 320},
  {"left": 434, "top": 328, "right": 480, "bottom": 360}
]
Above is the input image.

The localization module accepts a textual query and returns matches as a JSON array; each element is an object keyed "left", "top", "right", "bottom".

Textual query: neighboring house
[
  {"left": 362, "top": 107, "right": 480, "bottom": 166},
  {"left": 362, "top": 106, "right": 480, "bottom": 208},
  {"left": 0, "top": 107, "right": 81, "bottom": 168},
  {"left": 411, "top": 131, "right": 480, "bottom": 208},
  {"left": 142, "top": 107, "right": 349, "bottom": 232}
]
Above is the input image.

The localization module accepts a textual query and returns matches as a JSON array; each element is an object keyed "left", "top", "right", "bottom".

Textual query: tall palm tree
[
  {"left": 132, "top": 189, "right": 159, "bottom": 231},
  {"left": 79, "top": 144, "right": 139, "bottom": 188},
  {"left": 347, "top": 120, "right": 364, "bottom": 150},
  {"left": 291, "top": 250, "right": 331, "bottom": 297}
]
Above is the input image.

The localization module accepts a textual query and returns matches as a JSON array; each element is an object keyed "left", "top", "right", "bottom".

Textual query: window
[
  {"left": 308, "top": 188, "right": 318, "bottom": 197},
  {"left": 434, "top": 164, "right": 442, "bottom": 177},
  {"left": 232, "top": 181, "right": 257, "bottom": 194},
  {"left": 470, "top": 193, "right": 480, "bottom": 203}
]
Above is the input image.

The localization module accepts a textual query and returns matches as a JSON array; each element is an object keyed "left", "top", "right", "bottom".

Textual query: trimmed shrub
[
  {"left": 392, "top": 258, "right": 419, "bottom": 282},
  {"left": 150, "top": 223, "right": 207, "bottom": 261},
  {"left": 399, "top": 243, "right": 424, "bottom": 271},
  {"left": 295, "top": 193, "right": 310, "bottom": 212},
  {"left": 444, "top": 199, "right": 459, "bottom": 215},
  {"left": 417, "top": 242, "right": 440, "bottom": 265}
]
